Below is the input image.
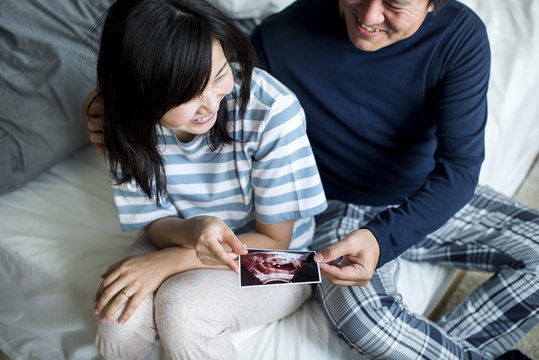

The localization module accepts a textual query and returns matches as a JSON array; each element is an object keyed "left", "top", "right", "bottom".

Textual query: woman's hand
[
  {"left": 94, "top": 251, "right": 172, "bottom": 324},
  {"left": 82, "top": 89, "right": 107, "bottom": 155},
  {"left": 192, "top": 215, "right": 247, "bottom": 273}
]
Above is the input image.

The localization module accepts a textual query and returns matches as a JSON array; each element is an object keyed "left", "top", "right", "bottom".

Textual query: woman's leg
[
  {"left": 154, "top": 268, "right": 312, "bottom": 360},
  {"left": 95, "top": 294, "right": 157, "bottom": 360},
  {"left": 95, "top": 232, "right": 159, "bottom": 359}
]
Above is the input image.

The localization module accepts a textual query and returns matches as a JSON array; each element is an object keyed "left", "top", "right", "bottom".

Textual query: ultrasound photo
[{"left": 239, "top": 249, "right": 321, "bottom": 288}]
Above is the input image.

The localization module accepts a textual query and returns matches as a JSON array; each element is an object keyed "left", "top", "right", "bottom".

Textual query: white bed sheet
[
  {"left": 466, "top": 0, "right": 539, "bottom": 196},
  {"left": 1, "top": 0, "right": 538, "bottom": 359},
  {"left": 0, "top": 146, "right": 455, "bottom": 360}
]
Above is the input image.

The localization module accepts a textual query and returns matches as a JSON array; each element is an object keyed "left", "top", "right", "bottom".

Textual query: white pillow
[{"left": 208, "top": 0, "right": 295, "bottom": 20}]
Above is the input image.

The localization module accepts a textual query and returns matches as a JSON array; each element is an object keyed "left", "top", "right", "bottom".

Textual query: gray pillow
[{"left": 0, "top": 0, "right": 111, "bottom": 195}]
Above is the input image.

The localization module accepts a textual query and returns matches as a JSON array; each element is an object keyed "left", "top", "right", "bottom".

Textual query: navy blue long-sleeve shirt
[{"left": 251, "top": 0, "right": 490, "bottom": 267}]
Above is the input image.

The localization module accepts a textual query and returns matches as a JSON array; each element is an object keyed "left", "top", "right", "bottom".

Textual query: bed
[{"left": 1, "top": 0, "right": 538, "bottom": 359}]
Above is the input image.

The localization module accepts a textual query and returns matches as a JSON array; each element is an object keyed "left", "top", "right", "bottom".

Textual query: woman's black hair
[{"left": 94, "top": 0, "right": 255, "bottom": 204}]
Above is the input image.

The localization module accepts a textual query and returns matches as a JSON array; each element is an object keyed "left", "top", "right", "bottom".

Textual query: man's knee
[{"left": 316, "top": 281, "right": 404, "bottom": 343}]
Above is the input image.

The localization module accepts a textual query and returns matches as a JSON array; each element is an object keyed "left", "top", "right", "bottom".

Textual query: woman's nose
[{"left": 199, "top": 90, "right": 221, "bottom": 114}]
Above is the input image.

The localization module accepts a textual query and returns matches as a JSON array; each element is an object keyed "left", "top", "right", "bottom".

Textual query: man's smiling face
[{"left": 339, "top": 0, "right": 434, "bottom": 51}]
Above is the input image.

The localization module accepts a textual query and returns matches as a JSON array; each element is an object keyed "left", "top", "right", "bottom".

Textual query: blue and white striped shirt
[{"left": 111, "top": 68, "right": 327, "bottom": 250}]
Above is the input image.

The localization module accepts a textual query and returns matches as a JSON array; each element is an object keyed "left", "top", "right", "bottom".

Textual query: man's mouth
[{"left": 357, "top": 17, "right": 381, "bottom": 33}]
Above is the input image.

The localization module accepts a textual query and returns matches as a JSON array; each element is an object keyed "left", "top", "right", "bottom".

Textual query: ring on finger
[{"left": 119, "top": 290, "right": 131, "bottom": 300}]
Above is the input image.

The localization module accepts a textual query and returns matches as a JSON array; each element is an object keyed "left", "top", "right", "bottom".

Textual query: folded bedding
[{"left": 1, "top": 0, "right": 538, "bottom": 359}]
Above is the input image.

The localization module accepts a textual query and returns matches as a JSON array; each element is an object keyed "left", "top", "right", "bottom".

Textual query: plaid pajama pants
[{"left": 311, "top": 185, "right": 539, "bottom": 359}]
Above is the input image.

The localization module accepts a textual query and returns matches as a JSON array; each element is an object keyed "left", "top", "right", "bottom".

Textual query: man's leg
[
  {"left": 403, "top": 185, "right": 539, "bottom": 357},
  {"left": 312, "top": 200, "right": 487, "bottom": 359}
]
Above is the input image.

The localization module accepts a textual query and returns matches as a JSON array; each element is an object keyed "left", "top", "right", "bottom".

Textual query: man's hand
[
  {"left": 313, "top": 228, "right": 380, "bottom": 287},
  {"left": 82, "top": 89, "right": 107, "bottom": 155}
]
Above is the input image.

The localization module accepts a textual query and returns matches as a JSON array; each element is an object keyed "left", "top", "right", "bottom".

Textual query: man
[
  {"left": 248, "top": 0, "right": 538, "bottom": 358},
  {"left": 84, "top": 0, "right": 539, "bottom": 358}
]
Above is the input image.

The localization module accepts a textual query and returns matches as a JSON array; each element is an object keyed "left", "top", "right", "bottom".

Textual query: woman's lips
[{"left": 191, "top": 113, "right": 215, "bottom": 125}]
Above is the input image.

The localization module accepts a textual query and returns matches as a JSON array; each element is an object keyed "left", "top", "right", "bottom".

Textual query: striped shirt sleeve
[{"left": 250, "top": 69, "right": 327, "bottom": 225}]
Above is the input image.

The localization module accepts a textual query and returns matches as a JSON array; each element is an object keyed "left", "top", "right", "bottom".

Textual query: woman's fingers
[
  {"left": 118, "top": 292, "right": 145, "bottom": 324},
  {"left": 199, "top": 238, "right": 240, "bottom": 273},
  {"left": 99, "top": 287, "right": 134, "bottom": 323},
  {"left": 221, "top": 228, "right": 248, "bottom": 255},
  {"left": 94, "top": 279, "right": 125, "bottom": 318}
]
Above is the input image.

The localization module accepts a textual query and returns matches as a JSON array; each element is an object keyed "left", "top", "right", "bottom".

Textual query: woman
[{"left": 90, "top": 0, "right": 327, "bottom": 358}]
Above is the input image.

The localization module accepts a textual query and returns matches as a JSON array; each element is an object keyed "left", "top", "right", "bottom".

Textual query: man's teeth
[{"left": 359, "top": 20, "right": 380, "bottom": 32}]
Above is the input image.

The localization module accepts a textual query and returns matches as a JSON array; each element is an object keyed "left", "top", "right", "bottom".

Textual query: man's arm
[{"left": 82, "top": 89, "right": 107, "bottom": 154}]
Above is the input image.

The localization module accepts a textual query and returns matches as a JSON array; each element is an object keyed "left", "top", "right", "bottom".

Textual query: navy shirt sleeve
[
  {"left": 251, "top": 0, "right": 491, "bottom": 268},
  {"left": 364, "top": 12, "right": 490, "bottom": 266}
]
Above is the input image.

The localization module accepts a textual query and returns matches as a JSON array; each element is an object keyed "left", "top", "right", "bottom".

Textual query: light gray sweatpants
[{"left": 95, "top": 234, "right": 312, "bottom": 360}]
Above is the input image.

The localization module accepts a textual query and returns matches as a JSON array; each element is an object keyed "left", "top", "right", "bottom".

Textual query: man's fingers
[
  {"left": 319, "top": 263, "right": 370, "bottom": 287},
  {"left": 89, "top": 131, "right": 104, "bottom": 144},
  {"left": 94, "top": 143, "right": 108, "bottom": 155},
  {"left": 87, "top": 114, "right": 104, "bottom": 131},
  {"left": 314, "top": 240, "right": 350, "bottom": 263},
  {"left": 318, "top": 262, "right": 364, "bottom": 280}
]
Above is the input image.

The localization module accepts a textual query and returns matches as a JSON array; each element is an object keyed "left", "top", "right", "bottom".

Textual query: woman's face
[{"left": 160, "top": 40, "right": 234, "bottom": 142}]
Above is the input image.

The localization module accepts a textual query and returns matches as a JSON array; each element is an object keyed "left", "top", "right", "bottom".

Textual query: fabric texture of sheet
[
  {"left": 0, "top": 0, "right": 538, "bottom": 359},
  {"left": 0, "top": 0, "right": 111, "bottom": 195},
  {"left": 0, "top": 147, "right": 456, "bottom": 360}
]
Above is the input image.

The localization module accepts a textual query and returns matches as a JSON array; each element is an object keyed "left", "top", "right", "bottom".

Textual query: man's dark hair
[
  {"left": 94, "top": 0, "right": 255, "bottom": 204},
  {"left": 429, "top": 0, "right": 448, "bottom": 11}
]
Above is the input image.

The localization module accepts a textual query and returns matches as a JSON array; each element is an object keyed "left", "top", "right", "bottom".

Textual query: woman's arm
[
  {"left": 94, "top": 245, "right": 228, "bottom": 325},
  {"left": 146, "top": 216, "right": 294, "bottom": 272},
  {"left": 95, "top": 218, "right": 294, "bottom": 324}
]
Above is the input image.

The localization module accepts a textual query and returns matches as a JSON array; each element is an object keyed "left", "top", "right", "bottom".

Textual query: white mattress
[
  {"left": 1, "top": 0, "right": 538, "bottom": 359},
  {"left": 0, "top": 146, "right": 457, "bottom": 360}
]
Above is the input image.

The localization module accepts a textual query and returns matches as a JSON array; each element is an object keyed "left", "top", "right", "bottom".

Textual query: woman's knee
[
  {"left": 95, "top": 298, "right": 156, "bottom": 359},
  {"left": 154, "top": 271, "right": 229, "bottom": 338},
  {"left": 153, "top": 271, "right": 241, "bottom": 359}
]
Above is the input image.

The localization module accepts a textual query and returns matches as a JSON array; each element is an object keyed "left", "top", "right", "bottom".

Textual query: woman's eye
[
  {"left": 215, "top": 73, "right": 227, "bottom": 82},
  {"left": 215, "top": 68, "right": 228, "bottom": 82}
]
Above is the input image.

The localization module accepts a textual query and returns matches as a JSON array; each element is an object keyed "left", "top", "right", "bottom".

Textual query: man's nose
[{"left": 361, "top": 0, "right": 385, "bottom": 26}]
